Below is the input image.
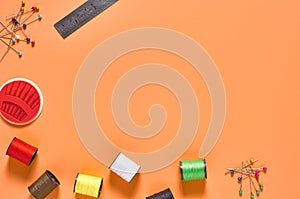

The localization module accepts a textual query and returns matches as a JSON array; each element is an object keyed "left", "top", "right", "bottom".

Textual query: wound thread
[
  {"left": 73, "top": 173, "right": 103, "bottom": 198},
  {"left": 109, "top": 153, "right": 140, "bottom": 183},
  {"left": 6, "top": 137, "right": 38, "bottom": 166},
  {"left": 180, "top": 159, "right": 207, "bottom": 181},
  {"left": 146, "top": 188, "right": 174, "bottom": 199},
  {"left": 28, "top": 170, "right": 60, "bottom": 199}
]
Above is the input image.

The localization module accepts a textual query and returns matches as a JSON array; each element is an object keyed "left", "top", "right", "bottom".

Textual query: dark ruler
[{"left": 54, "top": 0, "right": 118, "bottom": 39}]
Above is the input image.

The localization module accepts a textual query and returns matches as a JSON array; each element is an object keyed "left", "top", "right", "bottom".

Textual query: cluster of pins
[
  {"left": 225, "top": 159, "right": 267, "bottom": 198},
  {"left": 0, "top": 0, "right": 42, "bottom": 62}
]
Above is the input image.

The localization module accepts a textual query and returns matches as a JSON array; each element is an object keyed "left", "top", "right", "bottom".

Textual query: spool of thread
[
  {"left": 73, "top": 173, "right": 103, "bottom": 198},
  {"left": 6, "top": 137, "right": 38, "bottom": 166},
  {"left": 180, "top": 159, "right": 207, "bottom": 181},
  {"left": 28, "top": 170, "right": 60, "bottom": 199},
  {"left": 110, "top": 153, "right": 140, "bottom": 183},
  {"left": 146, "top": 188, "right": 174, "bottom": 199}
]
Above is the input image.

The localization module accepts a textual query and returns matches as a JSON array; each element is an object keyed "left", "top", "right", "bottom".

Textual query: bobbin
[
  {"left": 6, "top": 137, "right": 38, "bottom": 166},
  {"left": 180, "top": 159, "right": 207, "bottom": 181},
  {"left": 28, "top": 170, "right": 60, "bottom": 199},
  {"left": 146, "top": 188, "right": 174, "bottom": 199},
  {"left": 73, "top": 173, "right": 103, "bottom": 198}
]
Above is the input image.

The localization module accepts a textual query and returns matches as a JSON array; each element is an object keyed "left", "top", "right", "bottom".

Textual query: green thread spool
[{"left": 180, "top": 159, "right": 207, "bottom": 180}]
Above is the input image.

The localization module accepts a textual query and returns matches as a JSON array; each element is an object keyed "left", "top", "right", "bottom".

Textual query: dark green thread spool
[{"left": 180, "top": 159, "right": 207, "bottom": 181}]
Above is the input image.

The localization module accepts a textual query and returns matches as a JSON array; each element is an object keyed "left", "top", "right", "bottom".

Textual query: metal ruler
[{"left": 54, "top": 0, "right": 118, "bottom": 39}]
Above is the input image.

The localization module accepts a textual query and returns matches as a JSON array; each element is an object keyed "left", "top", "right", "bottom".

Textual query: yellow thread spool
[{"left": 73, "top": 173, "right": 103, "bottom": 198}]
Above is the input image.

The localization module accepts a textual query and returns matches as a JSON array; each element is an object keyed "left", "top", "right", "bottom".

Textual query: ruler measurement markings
[{"left": 54, "top": 0, "right": 118, "bottom": 39}]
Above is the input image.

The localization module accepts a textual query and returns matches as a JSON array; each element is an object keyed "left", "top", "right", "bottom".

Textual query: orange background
[{"left": 0, "top": 0, "right": 300, "bottom": 198}]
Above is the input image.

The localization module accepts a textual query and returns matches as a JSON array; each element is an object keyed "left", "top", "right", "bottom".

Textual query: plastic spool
[
  {"left": 146, "top": 188, "right": 174, "bottom": 199},
  {"left": 180, "top": 159, "right": 207, "bottom": 181},
  {"left": 0, "top": 78, "right": 43, "bottom": 125},
  {"left": 74, "top": 173, "right": 103, "bottom": 198},
  {"left": 28, "top": 170, "right": 60, "bottom": 199},
  {"left": 110, "top": 153, "right": 140, "bottom": 183},
  {"left": 6, "top": 137, "right": 38, "bottom": 166}
]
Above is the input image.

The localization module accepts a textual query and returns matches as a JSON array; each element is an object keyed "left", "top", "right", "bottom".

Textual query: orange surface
[{"left": 0, "top": 0, "right": 300, "bottom": 198}]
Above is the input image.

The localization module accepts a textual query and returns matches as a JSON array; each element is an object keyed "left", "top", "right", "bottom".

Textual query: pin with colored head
[
  {"left": 0, "top": 1, "right": 43, "bottom": 62},
  {"left": 31, "top": 6, "right": 39, "bottom": 12},
  {"left": 12, "top": 18, "right": 19, "bottom": 25},
  {"left": 225, "top": 159, "right": 267, "bottom": 198}
]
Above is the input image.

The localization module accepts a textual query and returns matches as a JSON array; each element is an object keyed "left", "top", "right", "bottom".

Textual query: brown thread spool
[{"left": 28, "top": 170, "right": 60, "bottom": 199}]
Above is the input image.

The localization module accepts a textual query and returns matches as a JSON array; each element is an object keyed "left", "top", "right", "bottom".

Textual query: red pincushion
[{"left": 0, "top": 78, "right": 43, "bottom": 125}]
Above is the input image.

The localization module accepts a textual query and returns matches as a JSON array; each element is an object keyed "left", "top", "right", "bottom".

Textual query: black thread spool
[
  {"left": 146, "top": 188, "right": 174, "bottom": 199},
  {"left": 28, "top": 170, "right": 60, "bottom": 199}
]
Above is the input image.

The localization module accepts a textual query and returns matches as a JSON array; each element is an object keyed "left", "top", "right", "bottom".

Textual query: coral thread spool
[
  {"left": 6, "top": 137, "right": 38, "bottom": 166},
  {"left": 180, "top": 159, "right": 207, "bottom": 181},
  {"left": 28, "top": 170, "right": 60, "bottom": 199},
  {"left": 146, "top": 188, "right": 174, "bottom": 199},
  {"left": 73, "top": 173, "right": 103, "bottom": 198}
]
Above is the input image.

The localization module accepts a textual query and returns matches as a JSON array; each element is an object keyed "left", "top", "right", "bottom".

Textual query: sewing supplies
[
  {"left": 6, "top": 137, "right": 38, "bottom": 165},
  {"left": 0, "top": 0, "right": 42, "bottom": 62},
  {"left": 225, "top": 159, "right": 267, "bottom": 198},
  {"left": 73, "top": 28, "right": 226, "bottom": 173},
  {"left": 109, "top": 153, "right": 140, "bottom": 183},
  {"left": 73, "top": 173, "right": 103, "bottom": 198},
  {"left": 54, "top": 0, "right": 118, "bottom": 39},
  {"left": 0, "top": 78, "right": 43, "bottom": 125},
  {"left": 28, "top": 170, "right": 60, "bottom": 199},
  {"left": 146, "top": 188, "right": 174, "bottom": 199},
  {"left": 180, "top": 159, "right": 207, "bottom": 181}
]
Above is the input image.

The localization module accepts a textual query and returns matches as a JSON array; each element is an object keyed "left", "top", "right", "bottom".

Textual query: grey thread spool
[
  {"left": 146, "top": 188, "right": 174, "bottom": 199},
  {"left": 28, "top": 170, "right": 60, "bottom": 199}
]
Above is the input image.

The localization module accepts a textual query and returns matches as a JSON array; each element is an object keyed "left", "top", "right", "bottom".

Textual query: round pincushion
[{"left": 0, "top": 78, "right": 43, "bottom": 125}]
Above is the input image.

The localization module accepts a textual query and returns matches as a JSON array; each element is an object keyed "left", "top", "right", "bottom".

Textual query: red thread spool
[
  {"left": 0, "top": 78, "right": 43, "bottom": 125},
  {"left": 6, "top": 137, "right": 38, "bottom": 166}
]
